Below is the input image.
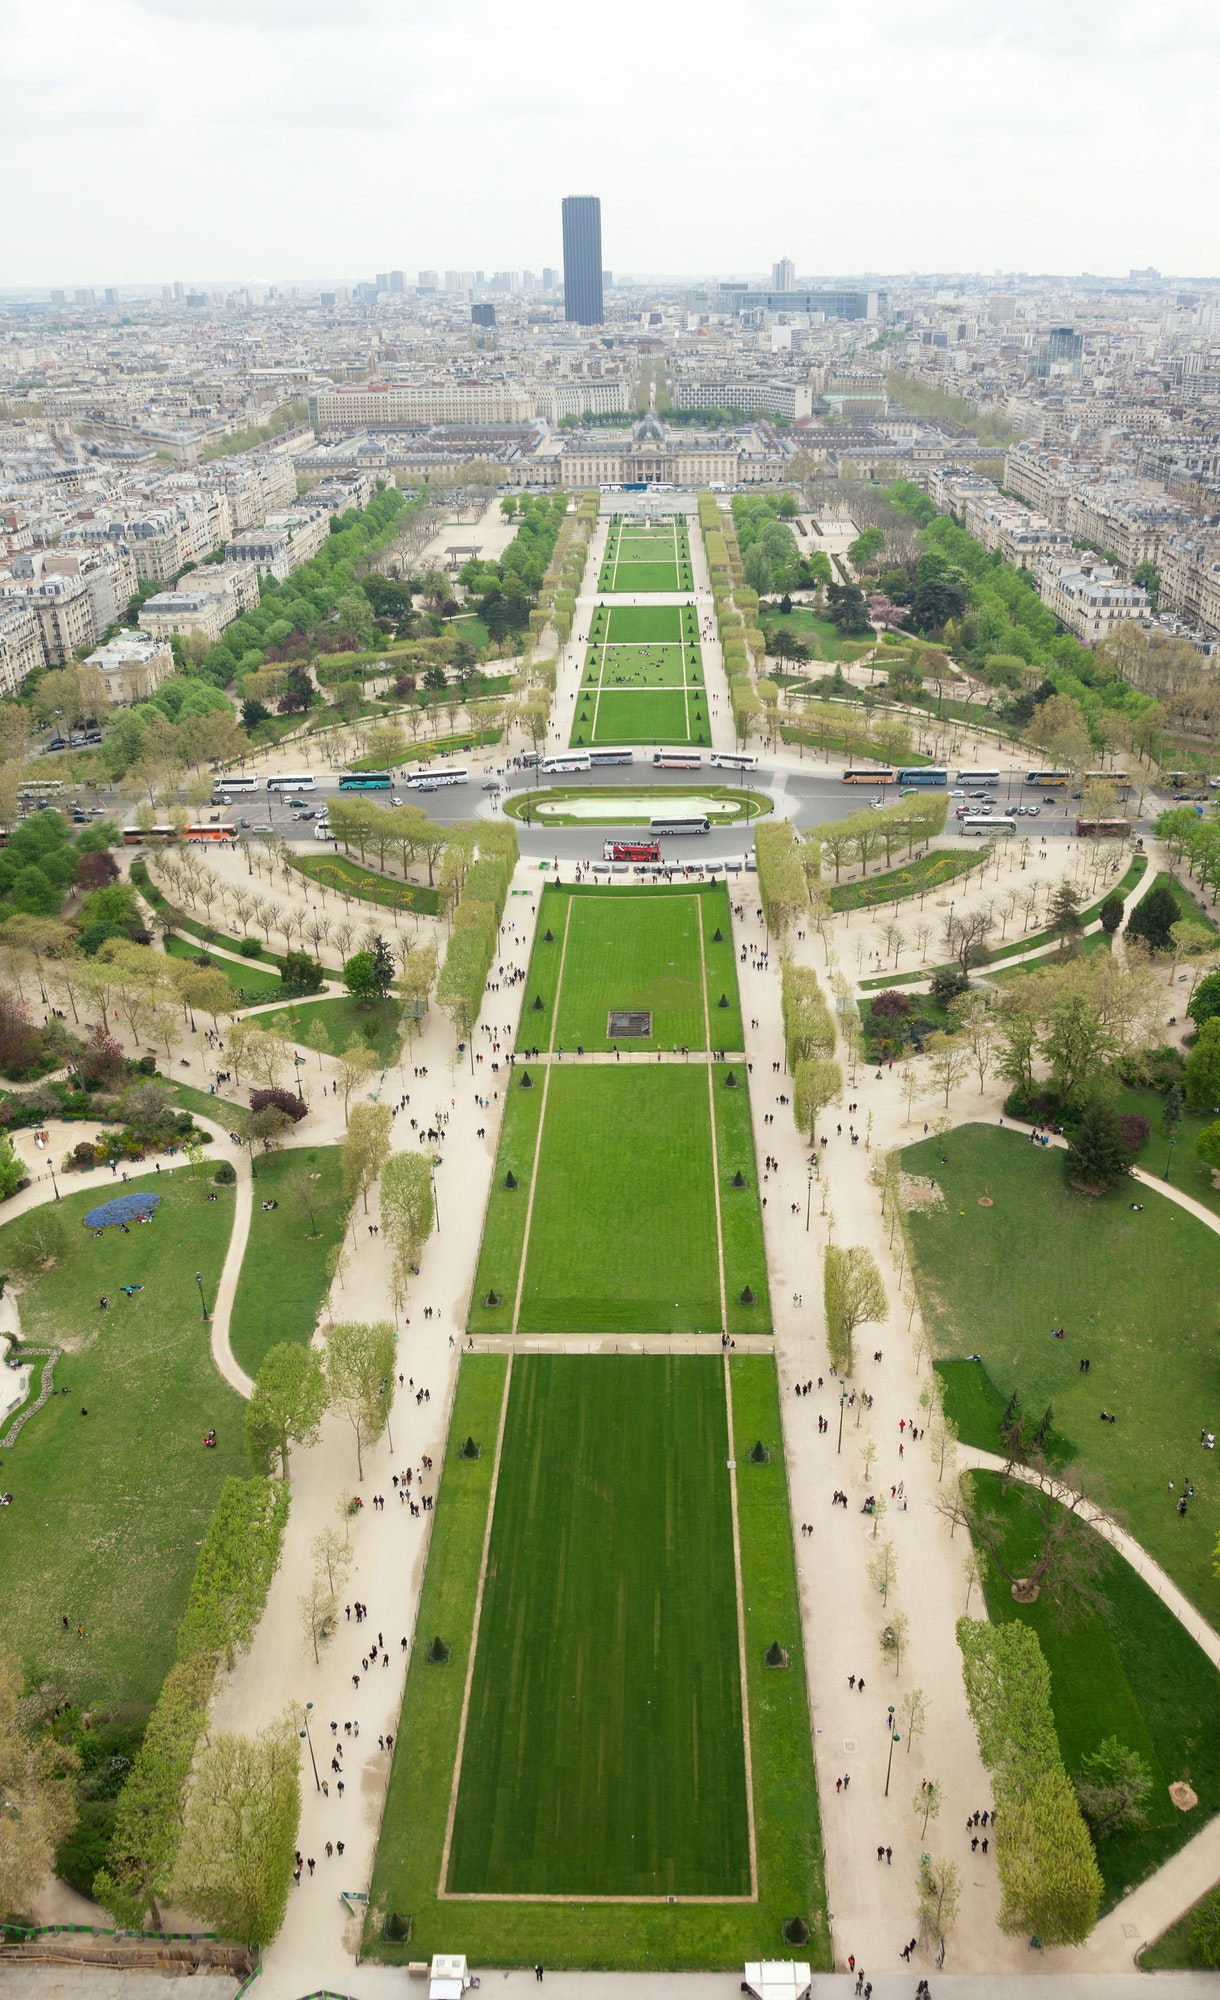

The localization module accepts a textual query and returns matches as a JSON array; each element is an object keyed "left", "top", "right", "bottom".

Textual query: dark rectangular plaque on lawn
[{"left": 607, "top": 1009, "right": 652, "bottom": 1037}]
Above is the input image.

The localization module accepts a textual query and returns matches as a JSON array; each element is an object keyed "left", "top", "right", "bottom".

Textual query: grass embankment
[
  {"left": 902, "top": 1123, "right": 1220, "bottom": 1623},
  {"left": 502, "top": 785, "right": 768, "bottom": 826},
  {"left": 971, "top": 1472, "right": 1220, "bottom": 1907},
  {"left": 227, "top": 1145, "right": 348, "bottom": 1377},
  {"left": 289, "top": 850, "right": 440, "bottom": 916},
  {"left": 0, "top": 1172, "right": 241, "bottom": 1710}
]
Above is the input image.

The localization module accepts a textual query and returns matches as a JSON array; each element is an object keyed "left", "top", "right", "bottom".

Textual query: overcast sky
[{"left": 4, "top": 0, "right": 1217, "bottom": 288}]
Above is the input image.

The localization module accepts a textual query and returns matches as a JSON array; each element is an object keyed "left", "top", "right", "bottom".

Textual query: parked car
[{"left": 1027, "top": 805, "right": 1040, "bottom": 816}]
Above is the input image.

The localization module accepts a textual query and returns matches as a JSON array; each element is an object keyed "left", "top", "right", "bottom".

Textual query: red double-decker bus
[{"left": 603, "top": 838, "right": 660, "bottom": 862}]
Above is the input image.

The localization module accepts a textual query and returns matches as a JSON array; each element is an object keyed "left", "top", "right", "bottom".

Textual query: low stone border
[{"left": 0, "top": 1346, "right": 61, "bottom": 1448}]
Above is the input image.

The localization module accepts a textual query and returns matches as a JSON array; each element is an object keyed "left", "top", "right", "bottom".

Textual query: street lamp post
[
  {"left": 885, "top": 1710, "right": 900, "bottom": 1796},
  {"left": 48, "top": 1159, "right": 61, "bottom": 1202},
  {"left": 837, "top": 1386, "right": 848, "bottom": 1455},
  {"left": 299, "top": 1701, "right": 320, "bottom": 1792},
  {"left": 431, "top": 1159, "right": 440, "bottom": 1233},
  {"left": 1165, "top": 1133, "right": 1178, "bottom": 1182},
  {"left": 805, "top": 1163, "right": 814, "bottom": 1233},
  {"left": 195, "top": 1270, "right": 210, "bottom": 1321}
]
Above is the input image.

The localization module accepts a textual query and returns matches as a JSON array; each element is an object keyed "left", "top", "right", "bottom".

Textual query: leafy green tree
[
  {"left": 245, "top": 1343, "right": 329, "bottom": 1479},
  {"left": 1126, "top": 881, "right": 1180, "bottom": 953},
  {"left": 324, "top": 1319, "right": 396, "bottom": 1478},
  {"left": 379, "top": 1151, "right": 434, "bottom": 1270},
  {"left": 343, "top": 950, "right": 378, "bottom": 1003},
  {"left": 1186, "top": 1017, "right": 1220, "bottom": 1113},
  {"left": 1188, "top": 969, "right": 1220, "bottom": 1029},
  {"left": 1049, "top": 882, "right": 1084, "bottom": 955},
  {"left": 175, "top": 1477, "right": 289, "bottom": 1669},
  {"left": 1064, "top": 1101, "right": 1130, "bottom": 1192},
  {"left": 0, "top": 1643, "right": 78, "bottom": 1918},
  {"left": 823, "top": 1244, "right": 887, "bottom": 1374},
  {"left": 793, "top": 1055, "right": 843, "bottom": 1143},
  {"left": 173, "top": 1718, "right": 299, "bottom": 1946},
  {"left": 342, "top": 1099, "right": 392, "bottom": 1212},
  {"left": 1197, "top": 1119, "right": 1220, "bottom": 1175},
  {"left": 93, "top": 1653, "right": 214, "bottom": 1928},
  {"left": 1098, "top": 893, "right": 1124, "bottom": 934},
  {"left": 1075, "top": 1737, "right": 1153, "bottom": 1838}
]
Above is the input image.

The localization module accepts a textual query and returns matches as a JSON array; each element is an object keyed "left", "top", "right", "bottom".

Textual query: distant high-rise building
[
  {"left": 173, "top": 281, "right": 183, "bottom": 301},
  {"left": 320, "top": 292, "right": 337, "bottom": 308},
  {"left": 74, "top": 288, "right": 95, "bottom": 306},
  {"left": 602, "top": 270, "right": 613, "bottom": 289},
  {"left": 772, "top": 257, "right": 795, "bottom": 292},
  {"left": 104, "top": 288, "right": 118, "bottom": 305},
  {"left": 418, "top": 270, "right": 438, "bottom": 291},
  {"left": 562, "top": 196, "right": 603, "bottom": 325},
  {"left": 444, "top": 271, "right": 464, "bottom": 293},
  {"left": 161, "top": 285, "right": 173, "bottom": 305},
  {"left": 50, "top": 289, "right": 65, "bottom": 306},
  {"left": 472, "top": 303, "right": 496, "bottom": 328},
  {"left": 522, "top": 269, "right": 536, "bottom": 291},
  {"left": 389, "top": 270, "right": 404, "bottom": 292},
  {"left": 376, "top": 272, "right": 389, "bottom": 291},
  {"left": 542, "top": 267, "right": 558, "bottom": 291}
]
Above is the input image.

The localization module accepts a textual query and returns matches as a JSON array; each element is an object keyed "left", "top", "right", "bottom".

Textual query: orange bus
[{"left": 842, "top": 767, "right": 895, "bottom": 785}]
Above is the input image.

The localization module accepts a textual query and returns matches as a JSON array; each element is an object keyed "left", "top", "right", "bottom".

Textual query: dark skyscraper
[{"left": 561, "top": 196, "right": 603, "bottom": 325}]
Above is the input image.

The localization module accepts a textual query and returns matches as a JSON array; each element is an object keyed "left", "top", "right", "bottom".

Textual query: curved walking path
[{"left": 208, "top": 1140, "right": 254, "bottom": 1397}]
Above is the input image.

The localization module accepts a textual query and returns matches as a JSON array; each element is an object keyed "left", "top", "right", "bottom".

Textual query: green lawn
[
  {"left": 518, "top": 1066, "right": 722, "bottom": 1333},
  {"left": 0, "top": 1172, "right": 243, "bottom": 1710},
  {"left": 1142, "top": 1889, "right": 1220, "bottom": 1968},
  {"left": 169, "top": 1080, "right": 245, "bottom": 1125},
  {"left": 902, "top": 1123, "right": 1220, "bottom": 1622},
  {"left": 601, "top": 606, "right": 685, "bottom": 645},
  {"left": 365, "top": 1352, "right": 827, "bottom": 1966},
  {"left": 715, "top": 1079, "right": 771, "bottom": 1336},
  {"left": 585, "top": 690, "right": 704, "bottom": 747},
  {"left": 971, "top": 1472, "right": 1220, "bottom": 1906},
  {"left": 163, "top": 931, "right": 285, "bottom": 1001},
  {"left": 515, "top": 884, "right": 743, "bottom": 1052},
  {"left": 503, "top": 784, "right": 766, "bottom": 827},
  {"left": 828, "top": 848, "right": 986, "bottom": 912},
  {"left": 450, "top": 1355, "right": 749, "bottom": 1896},
  {"left": 583, "top": 642, "right": 691, "bottom": 687},
  {"left": 288, "top": 850, "right": 441, "bottom": 916},
  {"left": 760, "top": 607, "right": 845, "bottom": 660},
  {"left": 251, "top": 994, "right": 403, "bottom": 1066},
  {"left": 1150, "top": 868, "right": 1220, "bottom": 938},
  {"left": 228, "top": 1145, "right": 348, "bottom": 1378}
]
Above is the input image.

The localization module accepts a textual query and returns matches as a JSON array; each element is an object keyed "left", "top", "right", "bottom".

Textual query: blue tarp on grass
[{"left": 83, "top": 1191, "right": 161, "bottom": 1231}]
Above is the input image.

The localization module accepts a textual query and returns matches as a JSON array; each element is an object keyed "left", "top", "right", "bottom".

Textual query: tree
[
  {"left": 379, "top": 1150, "right": 434, "bottom": 1271},
  {"left": 92, "top": 1652, "right": 214, "bottom": 1929},
  {"left": 1049, "top": 881, "right": 1084, "bottom": 955},
  {"left": 1126, "top": 881, "right": 1179, "bottom": 953},
  {"left": 1098, "top": 892, "right": 1124, "bottom": 934},
  {"left": 913, "top": 1776, "right": 943, "bottom": 1838},
  {"left": 868, "top": 1539, "right": 899, "bottom": 1606},
  {"left": 1075, "top": 1737, "right": 1153, "bottom": 1839},
  {"left": 879, "top": 1610, "right": 909, "bottom": 1675},
  {"left": 925, "top": 1030, "right": 970, "bottom": 1106},
  {"left": 324, "top": 1319, "right": 396, "bottom": 1478},
  {"left": 942, "top": 1466, "right": 1101, "bottom": 1611},
  {"left": 948, "top": 990, "right": 998, "bottom": 1092},
  {"left": 1063, "top": 1100, "right": 1131, "bottom": 1192},
  {"left": 1185, "top": 1016, "right": 1220, "bottom": 1113},
  {"left": 1188, "top": 968, "right": 1220, "bottom": 1030},
  {"left": 251, "top": 1104, "right": 294, "bottom": 1157},
  {"left": 244, "top": 1342, "right": 329, "bottom": 1480},
  {"left": 823, "top": 1243, "right": 887, "bottom": 1374},
  {"left": 917, "top": 1853, "right": 962, "bottom": 1949},
  {"left": 299, "top": 1567, "right": 336, "bottom": 1668},
  {"left": 0, "top": 1643, "right": 79, "bottom": 1917},
  {"left": 1041, "top": 988, "right": 1115, "bottom": 1106},
  {"left": 1196, "top": 1119, "right": 1220, "bottom": 1176},
  {"left": 942, "top": 906, "right": 993, "bottom": 974},
  {"left": 793, "top": 1055, "right": 842, "bottom": 1143},
  {"left": 899, "top": 1685, "right": 928, "bottom": 1757},
  {"left": 342, "top": 1099, "right": 392, "bottom": 1212},
  {"left": 337, "top": 1033, "right": 379, "bottom": 1115},
  {"left": 173, "top": 1719, "right": 299, "bottom": 1946}
]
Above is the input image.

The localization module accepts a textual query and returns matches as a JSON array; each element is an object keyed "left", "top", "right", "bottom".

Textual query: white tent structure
[{"left": 743, "top": 1961, "right": 813, "bottom": 2000}]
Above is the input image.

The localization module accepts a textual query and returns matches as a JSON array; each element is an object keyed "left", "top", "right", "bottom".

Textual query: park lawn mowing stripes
[{"left": 447, "top": 1354, "right": 750, "bottom": 1897}]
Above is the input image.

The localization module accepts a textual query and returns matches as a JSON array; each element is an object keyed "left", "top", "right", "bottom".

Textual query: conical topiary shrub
[
  {"left": 544, "top": 929, "right": 555, "bottom": 942},
  {"left": 484, "top": 1290, "right": 501, "bottom": 1307},
  {"left": 532, "top": 995, "right": 544, "bottom": 1011},
  {"left": 766, "top": 1642, "right": 788, "bottom": 1669},
  {"left": 461, "top": 1435, "right": 481, "bottom": 1459},
  {"left": 712, "top": 928, "right": 724, "bottom": 942},
  {"left": 740, "top": 1284, "right": 756, "bottom": 1305},
  {"left": 718, "top": 993, "right": 729, "bottom": 1008},
  {"left": 519, "top": 1070, "right": 534, "bottom": 1089},
  {"left": 732, "top": 1169, "right": 746, "bottom": 1188},
  {"left": 427, "top": 1636, "right": 451, "bottom": 1665},
  {"left": 749, "top": 1438, "right": 769, "bottom": 1462},
  {"left": 504, "top": 1170, "right": 518, "bottom": 1189},
  {"left": 725, "top": 1070, "right": 738, "bottom": 1088}
]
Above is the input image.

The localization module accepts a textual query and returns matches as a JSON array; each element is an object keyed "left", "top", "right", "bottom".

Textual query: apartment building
[
  {"left": 1037, "top": 558, "right": 1150, "bottom": 645},
  {"left": 226, "top": 507, "right": 329, "bottom": 580},
  {"left": 534, "top": 381, "right": 631, "bottom": 424},
  {"left": 137, "top": 586, "right": 237, "bottom": 645},
  {"left": 27, "top": 572, "right": 97, "bottom": 664},
  {"left": 668, "top": 378, "right": 814, "bottom": 422},
  {"left": 0, "top": 603, "right": 45, "bottom": 696},
  {"left": 310, "top": 383, "right": 535, "bottom": 428},
  {"left": 84, "top": 629, "right": 176, "bottom": 703}
]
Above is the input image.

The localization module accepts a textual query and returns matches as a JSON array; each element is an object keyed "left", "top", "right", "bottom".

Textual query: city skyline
[{"left": 2, "top": 0, "right": 1218, "bottom": 284}]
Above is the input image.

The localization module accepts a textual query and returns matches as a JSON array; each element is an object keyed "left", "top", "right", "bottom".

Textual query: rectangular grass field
[
  {"left": 602, "top": 606, "right": 684, "bottom": 643},
  {"left": 365, "top": 1352, "right": 826, "bottom": 1966},
  {"left": 516, "top": 884, "right": 743, "bottom": 1052},
  {"left": 448, "top": 1354, "right": 750, "bottom": 1897}
]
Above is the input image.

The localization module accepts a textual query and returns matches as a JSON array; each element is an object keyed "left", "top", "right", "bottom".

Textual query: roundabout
[{"left": 501, "top": 783, "right": 772, "bottom": 825}]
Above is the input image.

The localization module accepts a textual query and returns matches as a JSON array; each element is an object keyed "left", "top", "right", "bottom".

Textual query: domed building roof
[{"left": 633, "top": 407, "right": 666, "bottom": 443}]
